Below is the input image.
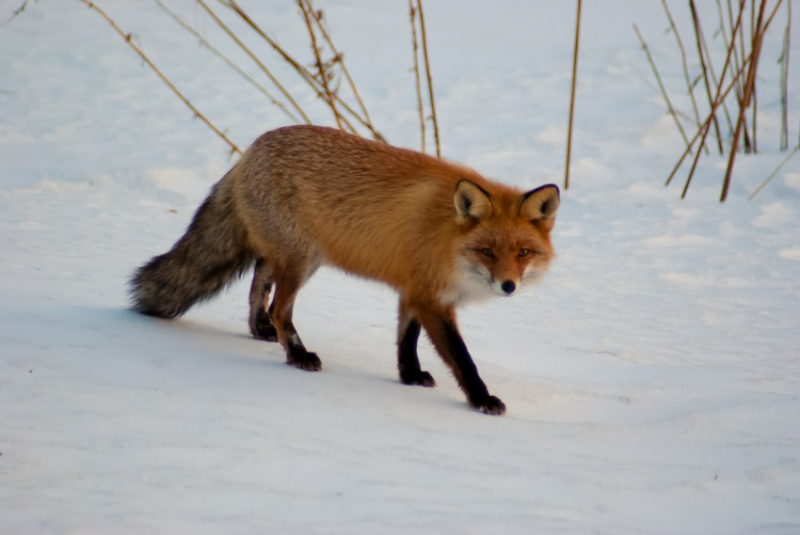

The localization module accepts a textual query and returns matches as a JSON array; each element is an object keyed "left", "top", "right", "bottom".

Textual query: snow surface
[{"left": 1, "top": 1, "right": 799, "bottom": 533}]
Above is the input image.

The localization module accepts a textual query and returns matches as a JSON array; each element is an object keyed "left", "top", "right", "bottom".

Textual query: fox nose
[{"left": 501, "top": 280, "right": 516, "bottom": 295}]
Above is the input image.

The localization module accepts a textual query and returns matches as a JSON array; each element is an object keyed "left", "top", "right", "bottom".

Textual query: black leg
[
  {"left": 248, "top": 258, "right": 278, "bottom": 341},
  {"left": 398, "top": 318, "right": 436, "bottom": 387},
  {"left": 268, "top": 291, "right": 321, "bottom": 372},
  {"left": 283, "top": 319, "right": 322, "bottom": 371},
  {"left": 417, "top": 308, "right": 505, "bottom": 415}
]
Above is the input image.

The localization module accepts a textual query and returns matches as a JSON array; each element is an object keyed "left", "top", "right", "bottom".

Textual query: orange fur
[{"left": 130, "top": 125, "right": 560, "bottom": 415}]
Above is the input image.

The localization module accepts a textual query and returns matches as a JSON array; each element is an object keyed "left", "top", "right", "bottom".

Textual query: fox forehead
[{"left": 461, "top": 194, "right": 553, "bottom": 251}]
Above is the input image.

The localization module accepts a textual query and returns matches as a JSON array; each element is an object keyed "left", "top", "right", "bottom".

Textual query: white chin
[{"left": 439, "top": 272, "right": 499, "bottom": 307}]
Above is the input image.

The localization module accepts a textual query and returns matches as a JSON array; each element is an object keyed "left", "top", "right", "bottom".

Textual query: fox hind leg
[
  {"left": 248, "top": 258, "right": 278, "bottom": 342},
  {"left": 397, "top": 303, "right": 436, "bottom": 387},
  {"left": 269, "top": 264, "right": 322, "bottom": 371}
]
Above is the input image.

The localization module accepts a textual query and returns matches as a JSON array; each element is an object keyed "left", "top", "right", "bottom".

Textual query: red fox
[{"left": 130, "top": 125, "right": 560, "bottom": 415}]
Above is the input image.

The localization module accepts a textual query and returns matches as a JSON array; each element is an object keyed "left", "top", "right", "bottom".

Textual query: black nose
[{"left": 501, "top": 280, "right": 516, "bottom": 294}]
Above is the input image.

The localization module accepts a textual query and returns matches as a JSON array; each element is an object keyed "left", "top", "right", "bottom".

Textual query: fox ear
[
  {"left": 520, "top": 184, "right": 560, "bottom": 225},
  {"left": 454, "top": 179, "right": 492, "bottom": 223}
]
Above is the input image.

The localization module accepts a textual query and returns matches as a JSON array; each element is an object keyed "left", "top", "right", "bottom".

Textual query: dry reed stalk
[
  {"left": 79, "top": 0, "right": 242, "bottom": 156},
  {"left": 689, "top": 0, "right": 724, "bottom": 154},
  {"left": 307, "top": 5, "right": 381, "bottom": 140},
  {"left": 779, "top": 1, "right": 790, "bottom": 150},
  {"left": 665, "top": 50, "right": 753, "bottom": 187},
  {"left": 565, "top": 0, "right": 582, "bottom": 191},
  {"left": 409, "top": 0, "right": 426, "bottom": 153},
  {"left": 748, "top": 145, "right": 798, "bottom": 200},
  {"left": 662, "top": 0, "right": 703, "bottom": 129},
  {"left": 724, "top": 0, "right": 750, "bottom": 147},
  {"left": 196, "top": 0, "right": 311, "bottom": 125},
  {"left": 680, "top": 0, "right": 746, "bottom": 199},
  {"left": 415, "top": 0, "right": 440, "bottom": 157},
  {"left": 697, "top": 11, "right": 735, "bottom": 140},
  {"left": 298, "top": 0, "right": 346, "bottom": 131},
  {"left": 720, "top": 0, "right": 771, "bottom": 202},
  {"left": 723, "top": 0, "right": 753, "bottom": 153},
  {"left": 152, "top": 0, "right": 301, "bottom": 124},
  {"left": 666, "top": 0, "right": 783, "bottom": 195},
  {"left": 0, "top": 0, "right": 29, "bottom": 28},
  {"left": 217, "top": 0, "right": 377, "bottom": 140},
  {"left": 633, "top": 24, "right": 691, "bottom": 150}
]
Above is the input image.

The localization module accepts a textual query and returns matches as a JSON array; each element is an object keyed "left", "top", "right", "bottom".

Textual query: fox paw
[
  {"left": 250, "top": 309, "right": 278, "bottom": 342},
  {"left": 287, "top": 350, "right": 322, "bottom": 372},
  {"left": 474, "top": 395, "right": 506, "bottom": 416},
  {"left": 400, "top": 370, "right": 436, "bottom": 387}
]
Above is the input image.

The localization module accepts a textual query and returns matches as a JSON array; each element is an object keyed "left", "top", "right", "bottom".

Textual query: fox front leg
[
  {"left": 397, "top": 306, "right": 436, "bottom": 387},
  {"left": 416, "top": 307, "right": 506, "bottom": 415}
]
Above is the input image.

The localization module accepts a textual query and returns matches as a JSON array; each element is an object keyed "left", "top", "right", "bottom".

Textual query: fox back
[{"left": 230, "top": 126, "right": 558, "bottom": 306}]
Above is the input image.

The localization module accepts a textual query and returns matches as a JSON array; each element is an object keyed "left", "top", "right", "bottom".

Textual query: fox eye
[
  {"left": 519, "top": 248, "right": 531, "bottom": 257},
  {"left": 480, "top": 248, "right": 494, "bottom": 258}
]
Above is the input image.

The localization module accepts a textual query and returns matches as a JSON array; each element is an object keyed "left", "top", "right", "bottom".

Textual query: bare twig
[
  {"left": 217, "top": 0, "right": 376, "bottom": 140},
  {"left": 565, "top": 0, "right": 582, "bottom": 190},
  {"left": 197, "top": 0, "right": 311, "bottom": 125},
  {"left": 665, "top": 50, "right": 753, "bottom": 187},
  {"left": 724, "top": 0, "right": 752, "bottom": 151},
  {"left": 779, "top": 0, "right": 790, "bottom": 150},
  {"left": 0, "top": 0, "right": 29, "bottom": 28},
  {"left": 698, "top": 7, "right": 735, "bottom": 140},
  {"left": 689, "top": 0, "right": 724, "bottom": 154},
  {"left": 680, "top": 0, "right": 745, "bottom": 199},
  {"left": 415, "top": 0, "right": 440, "bottom": 157},
  {"left": 409, "top": 0, "right": 426, "bottom": 153},
  {"left": 662, "top": 0, "right": 703, "bottom": 130},
  {"left": 666, "top": 0, "right": 783, "bottom": 194},
  {"left": 633, "top": 24, "right": 691, "bottom": 150},
  {"left": 80, "top": 0, "right": 241, "bottom": 156},
  {"left": 721, "top": 0, "right": 771, "bottom": 202},
  {"left": 748, "top": 145, "right": 798, "bottom": 200},
  {"left": 298, "top": 0, "right": 346, "bottom": 131},
  {"left": 153, "top": 0, "right": 300, "bottom": 124},
  {"left": 308, "top": 5, "right": 382, "bottom": 140}
]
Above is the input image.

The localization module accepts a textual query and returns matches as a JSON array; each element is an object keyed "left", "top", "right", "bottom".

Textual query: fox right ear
[{"left": 454, "top": 179, "right": 492, "bottom": 223}]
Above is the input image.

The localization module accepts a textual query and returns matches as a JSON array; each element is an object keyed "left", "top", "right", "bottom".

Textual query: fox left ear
[{"left": 520, "top": 184, "right": 560, "bottom": 226}]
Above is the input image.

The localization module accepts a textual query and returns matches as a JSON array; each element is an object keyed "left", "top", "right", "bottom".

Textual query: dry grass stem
[
  {"left": 720, "top": 0, "right": 771, "bottom": 202},
  {"left": 298, "top": 0, "right": 346, "bottom": 131},
  {"left": 216, "top": 0, "right": 377, "bottom": 140},
  {"left": 308, "top": 5, "right": 380, "bottom": 140},
  {"left": 779, "top": 1, "right": 790, "bottom": 150},
  {"left": 153, "top": 0, "right": 300, "bottom": 124},
  {"left": 197, "top": 0, "right": 311, "bottom": 125},
  {"left": 409, "top": 0, "right": 426, "bottom": 153},
  {"left": 415, "top": 0, "right": 440, "bottom": 157},
  {"left": 0, "top": 0, "right": 29, "bottom": 28},
  {"left": 689, "top": 1, "right": 724, "bottom": 154},
  {"left": 80, "top": 0, "right": 242, "bottom": 156},
  {"left": 698, "top": 11, "right": 735, "bottom": 140},
  {"left": 662, "top": 0, "right": 703, "bottom": 129},
  {"left": 680, "top": 0, "right": 745, "bottom": 198},
  {"left": 633, "top": 24, "right": 691, "bottom": 150},
  {"left": 665, "top": 49, "right": 753, "bottom": 187},
  {"left": 565, "top": 0, "right": 582, "bottom": 190},
  {"left": 748, "top": 145, "right": 798, "bottom": 200}
]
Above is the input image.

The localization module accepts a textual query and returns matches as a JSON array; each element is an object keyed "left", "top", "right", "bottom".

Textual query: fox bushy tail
[{"left": 129, "top": 175, "right": 256, "bottom": 318}]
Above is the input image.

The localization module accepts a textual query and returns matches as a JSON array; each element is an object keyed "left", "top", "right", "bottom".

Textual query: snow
[{"left": 1, "top": 1, "right": 799, "bottom": 533}]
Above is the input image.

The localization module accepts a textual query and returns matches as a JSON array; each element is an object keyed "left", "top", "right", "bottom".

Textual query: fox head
[{"left": 448, "top": 179, "right": 560, "bottom": 305}]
